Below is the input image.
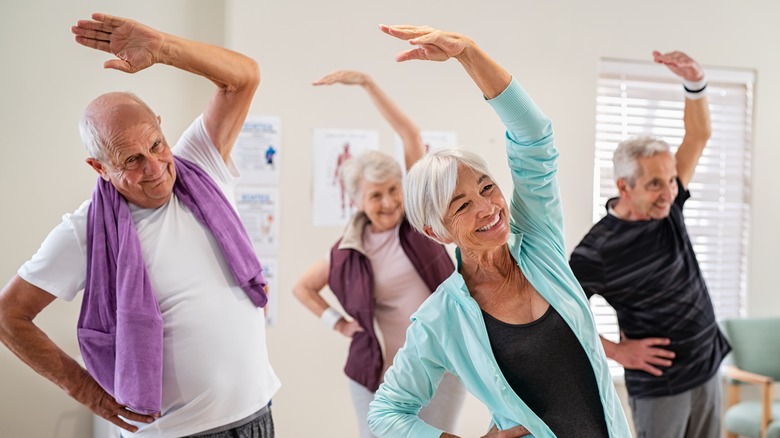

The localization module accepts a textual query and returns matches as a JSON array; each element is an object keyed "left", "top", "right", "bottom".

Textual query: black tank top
[{"left": 482, "top": 305, "right": 609, "bottom": 437}]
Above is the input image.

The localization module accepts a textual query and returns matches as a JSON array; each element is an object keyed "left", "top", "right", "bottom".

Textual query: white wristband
[
  {"left": 683, "top": 75, "right": 708, "bottom": 100},
  {"left": 320, "top": 307, "right": 344, "bottom": 330}
]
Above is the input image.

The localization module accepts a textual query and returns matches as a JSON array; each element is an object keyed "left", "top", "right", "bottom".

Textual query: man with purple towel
[{"left": 0, "top": 13, "right": 279, "bottom": 438}]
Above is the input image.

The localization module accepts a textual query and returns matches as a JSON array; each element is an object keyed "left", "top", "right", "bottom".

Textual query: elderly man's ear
[
  {"left": 85, "top": 158, "right": 111, "bottom": 181},
  {"left": 616, "top": 177, "right": 632, "bottom": 198},
  {"left": 423, "top": 225, "right": 454, "bottom": 244}
]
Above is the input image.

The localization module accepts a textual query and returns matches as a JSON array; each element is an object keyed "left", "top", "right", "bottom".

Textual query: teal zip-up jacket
[{"left": 367, "top": 79, "right": 632, "bottom": 438}]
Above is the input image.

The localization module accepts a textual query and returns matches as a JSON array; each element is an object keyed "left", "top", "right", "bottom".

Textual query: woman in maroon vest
[{"left": 293, "top": 70, "right": 466, "bottom": 438}]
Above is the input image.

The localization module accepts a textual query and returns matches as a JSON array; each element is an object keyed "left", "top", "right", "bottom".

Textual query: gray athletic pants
[
  {"left": 187, "top": 405, "right": 274, "bottom": 438},
  {"left": 629, "top": 373, "right": 721, "bottom": 438}
]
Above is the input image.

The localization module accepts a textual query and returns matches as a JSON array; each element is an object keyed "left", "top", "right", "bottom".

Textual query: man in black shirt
[{"left": 570, "top": 51, "right": 730, "bottom": 438}]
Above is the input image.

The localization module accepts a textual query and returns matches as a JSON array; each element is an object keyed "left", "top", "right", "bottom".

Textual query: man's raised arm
[
  {"left": 653, "top": 50, "right": 712, "bottom": 188},
  {"left": 72, "top": 12, "right": 260, "bottom": 162}
]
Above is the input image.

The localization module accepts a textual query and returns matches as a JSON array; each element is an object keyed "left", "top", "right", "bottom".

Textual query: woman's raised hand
[
  {"left": 379, "top": 25, "right": 473, "bottom": 63},
  {"left": 313, "top": 70, "right": 371, "bottom": 87}
]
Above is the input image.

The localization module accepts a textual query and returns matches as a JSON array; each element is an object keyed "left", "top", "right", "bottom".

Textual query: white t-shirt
[{"left": 18, "top": 116, "right": 280, "bottom": 438}]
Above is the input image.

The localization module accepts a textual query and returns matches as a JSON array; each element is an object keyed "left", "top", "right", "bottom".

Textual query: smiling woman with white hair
[
  {"left": 292, "top": 70, "right": 465, "bottom": 438},
  {"left": 367, "top": 25, "right": 632, "bottom": 438}
]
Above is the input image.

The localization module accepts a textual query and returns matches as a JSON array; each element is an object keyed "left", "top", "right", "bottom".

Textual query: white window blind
[{"left": 592, "top": 59, "right": 754, "bottom": 377}]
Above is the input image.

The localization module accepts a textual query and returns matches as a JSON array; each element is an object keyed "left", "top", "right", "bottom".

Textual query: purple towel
[{"left": 78, "top": 156, "right": 267, "bottom": 415}]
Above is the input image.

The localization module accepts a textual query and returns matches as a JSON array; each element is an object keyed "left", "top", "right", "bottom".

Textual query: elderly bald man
[{"left": 0, "top": 13, "right": 279, "bottom": 438}]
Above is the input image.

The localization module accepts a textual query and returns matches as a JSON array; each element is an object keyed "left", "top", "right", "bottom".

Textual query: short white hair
[
  {"left": 79, "top": 117, "right": 107, "bottom": 162},
  {"left": 404, "top": 149, "right": 494, "bottom": 242},
  {"left": 613, "top": 135, "right": 671, "bottom": 186},
  {"left": 340, "top": 150, "right": 403, "bottom": 204}
]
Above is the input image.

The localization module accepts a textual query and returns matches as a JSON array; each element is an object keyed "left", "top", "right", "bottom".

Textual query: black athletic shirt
[
  {"left": 569, "top": 179, "right": 731, "bottom": 398},
  {"left": 482, "top": 306, "right": 609, "bottom": 437}
]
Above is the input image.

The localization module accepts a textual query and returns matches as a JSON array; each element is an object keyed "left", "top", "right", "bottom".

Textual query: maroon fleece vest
[{"left": 328, "top": 218, "right": 454, "bottom": 391}]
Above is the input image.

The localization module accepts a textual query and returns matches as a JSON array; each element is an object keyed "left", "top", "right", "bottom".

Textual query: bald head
[
  {"left": 79, "top": 92, "right": 159, "bottom": 162},
  {"left": 82, "top": 91, "right": 176, "bottom": 208}
]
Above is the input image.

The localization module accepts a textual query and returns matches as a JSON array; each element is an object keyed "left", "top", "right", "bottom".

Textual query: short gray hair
[
  {"left": 404, "top": 149, "right": 494, "bottom": 242},
  {"left": 340, "top": 150, "right": 403, "bottom": 204},
  {"left": 613, "top": 135, "right": 671, "bottom": 186}
]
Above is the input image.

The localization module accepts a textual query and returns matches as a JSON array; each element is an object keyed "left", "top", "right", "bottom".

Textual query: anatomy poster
[
  {"left": 232, "top": 115, "right": 282, "bottom": 186},
  {"left": 312, "top": 129, "right": 379, "bottom": 226},
  {"left": 235, "top": 186, "right": 280, "bottom": 256},
  {"left": 231, "top": 115, "right": 282, "bottom": 324}
]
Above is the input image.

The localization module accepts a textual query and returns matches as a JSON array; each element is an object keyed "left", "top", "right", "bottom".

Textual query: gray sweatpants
[
  {"left": 629, "top": 373, "right": 721, "bottom": 438},
  {"left": 349, "top": 373, "right": 467, "bottom": 438}
]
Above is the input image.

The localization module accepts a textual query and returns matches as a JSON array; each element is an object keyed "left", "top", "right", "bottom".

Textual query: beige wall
[{"left": 1, "top": 0, "right": 779, "bottom": 437}]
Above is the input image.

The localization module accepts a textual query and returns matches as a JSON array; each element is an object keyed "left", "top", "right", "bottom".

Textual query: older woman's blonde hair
[
  {"left": 403, "top": 149, "right": 494, "bottom": 242},
  {"left": 340, "top": 150, "right": 403, "bottom": 207}
]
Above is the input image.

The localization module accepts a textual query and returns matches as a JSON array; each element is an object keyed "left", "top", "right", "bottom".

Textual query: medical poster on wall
[
  {"left": 235, "top": 186, "right": 280, "bottom": 256},
  {"left": 393, "top": 130, "right": 458, "bottom": 170},
  {"left": 258, "top": 258, "right": 278, "bottom": 326},
  {"left": 232, "top": 115, "right": 282, "bottom": 186},
  {"left": 312, "top": 129, "right": 379, "bottom": 226}
]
